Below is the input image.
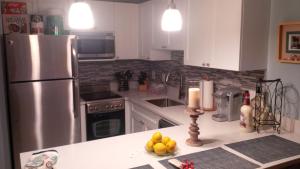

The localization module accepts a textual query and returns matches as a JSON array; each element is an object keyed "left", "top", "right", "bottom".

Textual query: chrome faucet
[
  {"left": 161, "top": 72, "right": 170, "bottom": 96},
  {"left": 161, "top": 72, "right": 185, "bottom": 100}
]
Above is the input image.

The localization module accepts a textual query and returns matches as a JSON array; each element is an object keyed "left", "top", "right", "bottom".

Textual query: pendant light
[
  {"left": 161, "top": 0, "right": 182, "bottom": 32},
  {"left": 68, "top": 1, "right": 95, "bottom": 30}
]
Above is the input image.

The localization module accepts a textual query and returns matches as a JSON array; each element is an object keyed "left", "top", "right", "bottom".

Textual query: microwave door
[{"left": 77, "top": 38, "right": 115, "bottom": 60}]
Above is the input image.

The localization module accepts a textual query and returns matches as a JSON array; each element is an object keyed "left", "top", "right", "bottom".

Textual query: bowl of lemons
[{"left": 145, "top": 132, "right": 177, "bottom": 156}]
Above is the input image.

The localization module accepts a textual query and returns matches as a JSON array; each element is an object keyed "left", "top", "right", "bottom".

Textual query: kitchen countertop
[{"left": 20, "top": 90, "right": 300, "bottom": 169}]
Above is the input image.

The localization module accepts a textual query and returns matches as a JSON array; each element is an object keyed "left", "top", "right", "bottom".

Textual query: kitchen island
[
  {"left": 20, "top": 91, "right": 300, "bottom": 169},
  {"left": 20, "top": 115, "right": 300, "bottom": 169}
]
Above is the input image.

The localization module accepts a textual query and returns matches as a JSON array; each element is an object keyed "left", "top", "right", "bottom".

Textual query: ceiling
[{"left": 94, "top": 0, "right": 150, "bottom": 4}]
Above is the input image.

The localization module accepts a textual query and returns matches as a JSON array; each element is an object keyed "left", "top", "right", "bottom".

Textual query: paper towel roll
[{"left": 202, "top": 80, "right": 214, "bottom": 110}]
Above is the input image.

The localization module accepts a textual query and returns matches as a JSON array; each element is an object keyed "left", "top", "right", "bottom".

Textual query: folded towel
[{"left": 25, "top": 150, "right": 58, "bottom": 169}]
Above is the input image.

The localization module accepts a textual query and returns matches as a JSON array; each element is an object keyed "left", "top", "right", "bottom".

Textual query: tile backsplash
[
  {"left": 78, "top": 51, "right": 265, "bottom": 91},
  {"left": 78, "top": 59, "right": 150, "bottom": 88}
]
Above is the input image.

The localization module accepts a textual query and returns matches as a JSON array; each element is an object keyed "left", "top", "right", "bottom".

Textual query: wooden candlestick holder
[{"left": 186, "top": 107, "right": 204, "bottom": 147}]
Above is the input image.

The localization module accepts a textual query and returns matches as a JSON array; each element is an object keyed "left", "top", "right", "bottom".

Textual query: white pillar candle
[{"left": 188, "top": 88, "right": 200, "bottom": 108}]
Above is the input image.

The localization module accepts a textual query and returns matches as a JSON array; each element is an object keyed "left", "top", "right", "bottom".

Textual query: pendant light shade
[
  {"left": 68, "top": 2, "right": 95, "bottom": 30},
  {"left": 161, "top": 0, "right": 182, "bottom": 32}
]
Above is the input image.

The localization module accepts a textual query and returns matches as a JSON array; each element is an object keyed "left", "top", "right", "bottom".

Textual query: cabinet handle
[
  {"left": 161, "top": 45, "right": 167, "bottom": 49},
  {"left": 139, "top": 120, "right": 144, "bottom": 125}
]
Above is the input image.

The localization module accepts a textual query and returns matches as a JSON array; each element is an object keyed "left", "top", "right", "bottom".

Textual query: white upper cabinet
[
  {"left": 151, "top": 0, "right": 169, "bottom": 50},
  {"left": 168, "top": 0, "right": 187, "bottom": 51},
  {"left": 114, "top": 2, "right": 140, "bottom": 59},
  {"left": 185, "top": 0, "right": 270, "bottom": 71},
  {"left": 151, "top": 0, "right": 187, "bottom": 50},
  {"left": 139, "top": 0, "right": 171, "bottom": 60},
  {"left": 88, "top": 1, "right": 115, "bottom": 32},
  {"left": 139, "top": 0, "right": 153, "bottom": 60},
  {"left": 185, "top": 0, "right": 214, "bottom": 68}
]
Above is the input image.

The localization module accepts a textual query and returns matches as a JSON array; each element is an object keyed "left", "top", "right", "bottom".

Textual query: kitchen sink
[{"left": 146, "top": 98, "right": 184, "bottom": 107}]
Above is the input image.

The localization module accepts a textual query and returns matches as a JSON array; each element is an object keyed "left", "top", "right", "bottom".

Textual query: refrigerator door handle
[
  {"left": 73, "top": 79, "right": 80, "bottom": 118},
  {"left": 71, "top": 39, "right": 79, "bottom": 78}
]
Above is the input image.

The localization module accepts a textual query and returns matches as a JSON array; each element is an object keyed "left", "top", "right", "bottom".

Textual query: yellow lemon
[
  {"left": 153, "top": 143, "right": 167, "bottom": 156},
  {"left": 151, "top": 132, "right": 162, "bottom": 144},
  {"left": 162, "top": 136, "right": 171, "bottom": 145},
  {"left": 166, "top": 140, "right": 177, "bottom": 153},
  {"left": 145, "top": 140, "right": 154, "bottom": 152}
]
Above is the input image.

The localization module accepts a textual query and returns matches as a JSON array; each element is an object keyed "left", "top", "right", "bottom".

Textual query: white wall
[
  {"left": 266, "top": 0, "right": 300, "bottom": 119},
  {"left": 0, "top": 1, "right": 12, "bottom": 169}
]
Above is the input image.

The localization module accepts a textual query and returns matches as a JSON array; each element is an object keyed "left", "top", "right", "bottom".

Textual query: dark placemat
[
  {"left": 159, "top": 147, "right": 260, "bottom": 169},
  {"left": 226, "top": 135, "right": 300, "bottom": 164},
  {"left": 130, "top": 164, "right": 154, "bottom": 169}
]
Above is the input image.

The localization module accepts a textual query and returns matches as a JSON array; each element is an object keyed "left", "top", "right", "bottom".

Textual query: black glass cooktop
[{"left": 81, "top": 91, "right": 122, "bottom": 101}]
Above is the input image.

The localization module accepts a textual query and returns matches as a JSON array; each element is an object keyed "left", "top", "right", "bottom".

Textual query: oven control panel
[{"left": 86, "top": 99, "right": 125, "bottom": 114}]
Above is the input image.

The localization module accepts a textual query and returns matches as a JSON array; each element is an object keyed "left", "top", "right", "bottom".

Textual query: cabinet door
[
  {"left": 210, "top": 0, "right": 242, "bottom": 71},
  {"left": 88, "top": 1, "right": 115, "bottom": 32},
  {"left": 125, "top": 101, "right": 132, "bottom": 134},
  {"left": 185, "top": 0, "right": 214, "bottom": 67},
  {"left": 168, "top": 0, "right": 187, "bottom": 50},
  {"left": 131, "top": 115, "right": 146, "bottom": 133},
  {"left": 114, "top": 3, "right": 139, "bottom": 59},
  {"left": 139, "top": 0, "right": 153, "bottom": 60},
  {"left": 152, "top": 0, "right": 169, "bottom": 50}
]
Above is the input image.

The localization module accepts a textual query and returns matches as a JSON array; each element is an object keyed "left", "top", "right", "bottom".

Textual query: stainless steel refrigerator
[{"left": 5, "top": 34, "right": 81, "bottom": 168}]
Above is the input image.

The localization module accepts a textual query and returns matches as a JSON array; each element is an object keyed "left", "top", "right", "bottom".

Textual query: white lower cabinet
[
  {"left": 125, "top": 100, "right": 132, "bottom": 134},
  {"left": 130, "top": 103, "right": 160, "bottom": 133},
  {"left": 80, "top": 104, "right": 87, "bottom": 142}
]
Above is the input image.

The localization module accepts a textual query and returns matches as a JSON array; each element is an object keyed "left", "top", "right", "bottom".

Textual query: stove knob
[
  {"left": 114, "top": 105, "right": 118, "bottom": 108},
  {"left": 105, "top": 105, "right": 109, "bottom": 109},
  {"left": 110, "top": 105, "right": 114, "bottom": 108}
]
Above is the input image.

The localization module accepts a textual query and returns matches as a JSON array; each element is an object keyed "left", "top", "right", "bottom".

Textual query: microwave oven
[{"left": 74, "top": 32, "right": 115, "bottom": 61}]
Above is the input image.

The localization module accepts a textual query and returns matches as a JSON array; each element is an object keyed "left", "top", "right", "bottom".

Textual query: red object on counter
[{"left": 181, "top": 160, "right": 194, "bottom": 169}]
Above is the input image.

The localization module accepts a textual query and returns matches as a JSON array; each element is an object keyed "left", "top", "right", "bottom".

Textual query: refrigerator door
[
  {"left": 5, "top": 34, "right": 76, "bottom": 82},
  {"left": 9, "top": 79, "right": 81, "bottom": 166}
]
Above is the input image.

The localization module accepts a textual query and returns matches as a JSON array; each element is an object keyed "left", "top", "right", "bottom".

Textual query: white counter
[{"left": 20, "top": 90, "right": 300, "bottom": 169}]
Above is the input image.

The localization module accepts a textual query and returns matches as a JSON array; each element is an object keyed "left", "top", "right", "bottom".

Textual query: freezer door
[
  {"left": 9, "top": 79, "right": 81, "bottom": 166},
  {"left": 5, "top": 34, "right": 76, "bottom": 82}
]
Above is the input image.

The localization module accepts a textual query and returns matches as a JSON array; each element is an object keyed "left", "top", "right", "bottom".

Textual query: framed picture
[
  {"left": 278, "top": 22, "right": 300, "bottom": 63},
  {"left": 286, "top": 31, "right": 300, "bottom": 53}
]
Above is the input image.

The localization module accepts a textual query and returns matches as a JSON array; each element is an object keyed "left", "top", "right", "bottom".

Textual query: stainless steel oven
[
  {"left": 84, "top": 95, "right": 125, "bottom": 141},
  {"left": 74, "top": 32, "right": 115, "bottom": 61}
]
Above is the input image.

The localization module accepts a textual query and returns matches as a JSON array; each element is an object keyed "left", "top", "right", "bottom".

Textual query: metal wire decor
[{"left": 253, "top": 79, "right": 284, "bottom": 134}]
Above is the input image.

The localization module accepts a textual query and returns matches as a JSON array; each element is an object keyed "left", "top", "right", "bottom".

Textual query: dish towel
[{"left": 24, "top": 150, "right": 58, "bottom": 169}]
